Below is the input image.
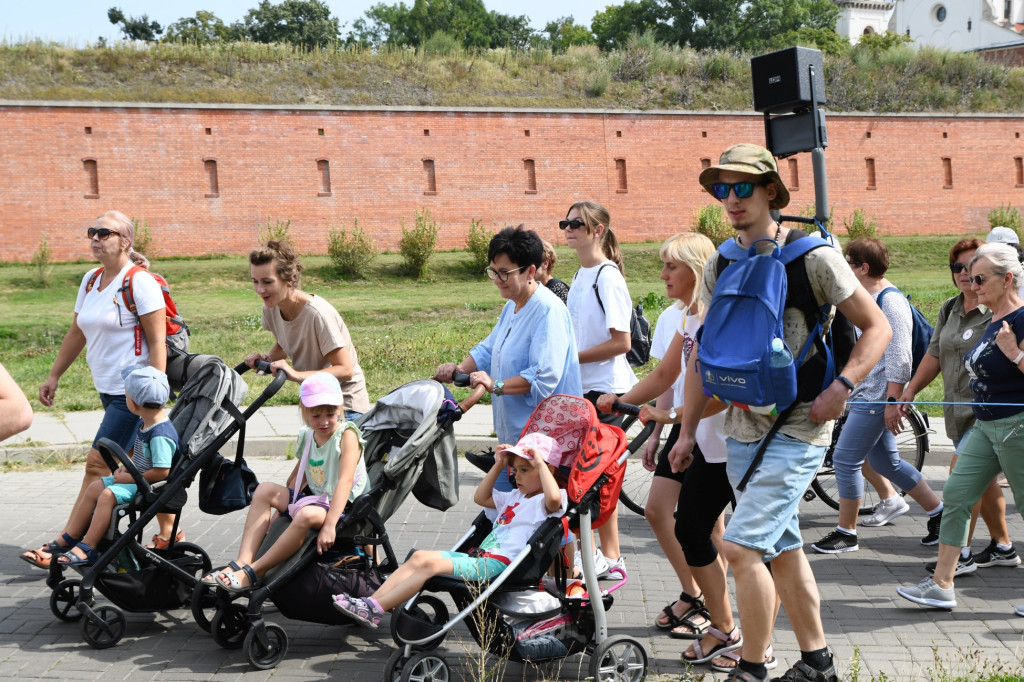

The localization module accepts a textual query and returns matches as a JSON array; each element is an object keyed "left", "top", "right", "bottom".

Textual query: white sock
[
  {"left": 881, "top": 496, "right": 899, "bottom": 505},
  {"left": 996, "top": 542, "right": 1013, "bottom": 551},
  {"left": 837, "top": 526, "right": 856, "bottom": 536},
  {"left": 961, "top": 547, "right": 971, "bottom": 559},
  {"left": 927, "top": 502, "right": 943, "bottom": 517}
]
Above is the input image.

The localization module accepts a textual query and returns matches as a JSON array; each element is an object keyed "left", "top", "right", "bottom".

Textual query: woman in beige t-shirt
[{"left": 245, "top": 241, "right": 370, "bottom": 419}]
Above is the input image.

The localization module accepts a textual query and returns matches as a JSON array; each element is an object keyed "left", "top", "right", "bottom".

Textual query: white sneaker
[
  {"left": 598, "top": 554, "right": 626, "bottom": 579},
  {"left": 573, "top": 550, "right": 609, "bottom": 578},
  {"left": 860, "top": 496, "right": 910, "bottom": 527}
]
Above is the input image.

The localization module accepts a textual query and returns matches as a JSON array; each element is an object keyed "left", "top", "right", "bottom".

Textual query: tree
[
  {"left": 164, "top": 11, "right": 232, "bottom": 44},
  {"left": 234, "top": 0, "right": 340, "bottom": 48},
  {"left": 544, "top": 16, "right": 595, "bottom": 53},
  {"left": 591, "top": 0, "right": 664, "bottom": 51},
  {"left": 349, "top": 2, "right": 416, "bottom": 47},
  {"left": 348, "top": 0, "right": 534, "bottom": 50},
  {"left": 107, "top": 6, "right": 163, "bottom": 42},
  {"left": 489, "top": 12, "right": 535, "bottom": 49}
]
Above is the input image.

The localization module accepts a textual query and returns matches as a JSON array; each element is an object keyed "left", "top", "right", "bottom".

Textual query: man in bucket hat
[{"left": 670, "top": 144, "right": 891, "bottom": 682}]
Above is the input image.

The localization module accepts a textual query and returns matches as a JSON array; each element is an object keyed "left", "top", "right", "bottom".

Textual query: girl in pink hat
[{"left": 202, "top": 372, "right": 368, "bottom": 592}]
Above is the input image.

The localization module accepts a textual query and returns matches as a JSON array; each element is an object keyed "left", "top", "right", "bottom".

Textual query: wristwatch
[
  {"left": 492, "top": 379, "right": 505, "bottom": 396},
  {"left": 669, "top": 406, "right": 678, "bottom": 421}
]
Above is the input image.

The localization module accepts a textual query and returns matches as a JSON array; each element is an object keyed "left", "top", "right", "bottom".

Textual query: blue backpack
[
  {"left": 876, "top": 287, "right": 934, "bottom": 374},
  {"left": 697, "top": 234, "right": 834, "bottom": 416}
]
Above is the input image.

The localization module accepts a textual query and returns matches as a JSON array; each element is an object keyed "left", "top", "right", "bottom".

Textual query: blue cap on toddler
[{"left": 121, "top": 365, "right": 170, "bottom": 408}]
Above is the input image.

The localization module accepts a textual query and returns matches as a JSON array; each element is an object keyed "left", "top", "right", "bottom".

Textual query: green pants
[{"left": 939, "top": 411, "right": 1024, "bottom": 548}]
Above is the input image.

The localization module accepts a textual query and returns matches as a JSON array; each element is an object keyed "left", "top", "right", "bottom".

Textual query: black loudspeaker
[
  {"left": 766, "top": 109, "right": 828, "bottom": 158},
  {"left": 751, "top": 47, "right": 825, "bottom": 114}
]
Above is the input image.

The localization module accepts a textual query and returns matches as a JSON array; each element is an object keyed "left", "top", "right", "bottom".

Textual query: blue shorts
[
  {"left": 440, "top": 551, "right": 507, "bottom": 581},
  {"left": 724, "top": 434, "right": 825, "bottom": 561},
  {"left": 105, "top": 482, "right": 139, "bottom": 505},
  {"left": 345, "top": 410, "right": 363, "bottom": 422},
  {"left": 95, "top": 393, "right": 143, "bottom": 455}
]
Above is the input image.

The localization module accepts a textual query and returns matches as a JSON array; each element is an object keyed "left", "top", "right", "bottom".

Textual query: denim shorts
[
  {"left": 724, "top": 433, "right": 825, "bottom": 560},
  {"left": 95, "top": 393, "right": 143, "bottom": 453},
  {"left": 440, "top": 551, "right": 508, "bottom": 581}
]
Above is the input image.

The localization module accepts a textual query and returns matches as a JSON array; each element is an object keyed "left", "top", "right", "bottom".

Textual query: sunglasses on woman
[
  {"left": 970, "top": 274, "right": 995, "bottom": 286},
  {"left": 709, "top": 181, "right": 764, "bottom": 200},
  {"left": 949, "top": 262, "right": 968, "bottom": 273},
  {"left": 87, "top": 227, "right": 120, "bottom": 240},
  {"left": 558, "top": 218, "right": 586, "bottom": 231}
]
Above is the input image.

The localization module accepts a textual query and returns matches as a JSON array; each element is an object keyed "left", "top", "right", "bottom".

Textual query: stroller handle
[
  {"left": 452, "top": 370, "right": 470, "bottom": 387},
  {"left": 611, "top": 400, "right": 642, "bottom": 417},
  {"left": 458, "top": 384, "right": 488, "bottom": 413},
  {"left": 234, "top": 359, "right": 274, "bottom": 375}
]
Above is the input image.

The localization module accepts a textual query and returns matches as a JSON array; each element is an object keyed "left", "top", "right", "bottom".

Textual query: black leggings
[{"left": 674, "top": 446, "right": 735, "bottom": 568}]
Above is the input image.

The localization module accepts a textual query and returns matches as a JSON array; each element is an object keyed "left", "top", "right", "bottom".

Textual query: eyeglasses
[
  {"left": 485, "top": 265, "right": 526, "bottom": 282},
  {"left": 558, "top": 218, "right": 586, "bottom": 231},
  {"left": 87, "top": 227, "right": 120, "bottom": 240},
  {"left": 709, "top": 181, "right": 763, "bottom": 200},
  {"left": 970, "top": 274, "right": 994, "bottom": 286},
  {"left": 846, "top": 260, "right": 864, "bottom": 267},
  {"left": 949, "top": 262, "right": 968, "bottom": 273}
]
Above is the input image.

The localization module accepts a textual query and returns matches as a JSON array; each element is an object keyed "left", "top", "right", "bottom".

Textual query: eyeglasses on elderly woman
[{"left": 485, "top": 265, "right": 526, "bottom": 282}]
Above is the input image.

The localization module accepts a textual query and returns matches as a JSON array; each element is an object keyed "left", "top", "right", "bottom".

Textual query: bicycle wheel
[
  {"left": 618, "top": 412, "right": 658, "bottom": 516},
  {"left": 810, "top": 407, "right": 928, "bottom": 514}
]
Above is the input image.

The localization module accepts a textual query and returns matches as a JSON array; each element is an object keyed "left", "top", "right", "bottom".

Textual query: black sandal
[
  {"left": 667, "top": 592, "right": 711, "bottom": 639},
  {"left": 655, "top": 591, "right": 706, "bottom": 631}
]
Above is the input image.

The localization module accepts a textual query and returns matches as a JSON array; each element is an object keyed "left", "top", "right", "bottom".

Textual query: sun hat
[
  {"left": 698, "top": 143, "right": 790, "bottom": 210},
  {"left": 499, "top": 432, "right": 563, "bottom": 467},
  {"left": 120, "top": 365, "right": 170, "bottom": 408},
  {"left": 299, "top": 372, "right": 345, "bottom": 408},
  {"left": 987, "top": 226, "right": 1020, "bottom": 245}
]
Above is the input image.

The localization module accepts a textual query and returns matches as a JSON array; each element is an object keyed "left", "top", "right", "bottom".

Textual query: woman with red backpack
[{"left": 22, "top": 210, "right": 176, "bottom": 569}]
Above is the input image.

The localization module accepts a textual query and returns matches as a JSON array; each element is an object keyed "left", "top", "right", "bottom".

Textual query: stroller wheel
[
  {"left": 399, "top": 651, "right": 450, "bottom": 682},
  {"left": 391, "top": 594, "right": 448, "bottom": 651},
  {"left": 81, "top": 605, "right": 127, "bottom": 650},
  {"left": 384, "top": 649, "right": 408, "bottom": 682},
  {"left": 50, "top": 579, "right": 83, "bottom": 622},
  {"left": 589, "top": 635, "right": 648, "bottom": 682},
  {"left": 190, "top": 580, "right": 218, "bottom": 633},
  {"left": 211, "top": 603, "right": 250, "bottom": 649},
  {"left": 243, "top": 622, "right": 288, "bottom": 670}
]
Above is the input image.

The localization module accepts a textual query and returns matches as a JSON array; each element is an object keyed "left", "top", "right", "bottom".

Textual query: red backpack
[{"left": 86, "top": 265, "right": 189, "bottom": 356}]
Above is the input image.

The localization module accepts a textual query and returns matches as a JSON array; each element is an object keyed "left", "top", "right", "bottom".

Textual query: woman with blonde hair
[
  {"left": 599, "top": 232, "right": 776, "bottom": 669},
  {"left": 564, "top": 200, "right": 633, "bottom": 578},
  {"left": 24, "top": 210, "right": 170, "bottom": 568}
]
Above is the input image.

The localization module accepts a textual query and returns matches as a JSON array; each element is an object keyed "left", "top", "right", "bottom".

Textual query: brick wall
[{"left": 1, "top": 103, "right": 1022, "bottom": 262}]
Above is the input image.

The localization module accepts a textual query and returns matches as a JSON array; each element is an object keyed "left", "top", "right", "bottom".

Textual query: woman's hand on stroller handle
[{"left": 610, "top": 400, "right": 642, "bottom": 417}]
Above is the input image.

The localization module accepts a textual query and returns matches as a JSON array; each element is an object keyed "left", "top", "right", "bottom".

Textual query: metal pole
[{"left": 812, "top": 147, "right": 829, "bottom": 225}]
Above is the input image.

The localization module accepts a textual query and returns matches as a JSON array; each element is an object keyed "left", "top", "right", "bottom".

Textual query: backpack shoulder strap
[
  {"left": 85, "top": 267, "right": 104, "bottom": 293},
  {"left": 939, "top": 296, "right": 957, "bottom": 326},
  {"left": 780, "top": 233, "right": 832, "bottom": 331},
  {"left": 118, "top": 265, "right": 147, "bottom": 319},
  {"left": 875, "top": 286, "right": 901, "bottom": 307},
  {"left": 591, "top": 263, "right": 616, "bottom": 314}
]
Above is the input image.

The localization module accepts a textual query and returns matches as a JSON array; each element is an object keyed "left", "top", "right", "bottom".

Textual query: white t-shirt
[
  {"left": 478, "top": 488, "right": 568, "bottom": 561},
  {"left": 650, "top": 306, "right": 684, "bottom": 361},
  {"left": 567, "top": 263, "right": 637, "bottom": 393},
  {"left": 673, "top": 313, "right": 728, "bottom": 464},
  {"left": 75, "top": 263, "right": 164, "bottom": 395}
]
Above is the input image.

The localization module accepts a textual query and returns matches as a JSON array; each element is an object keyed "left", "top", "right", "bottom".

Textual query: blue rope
[{"left": 854, "top": 400, "right": 1024, "bottom": 407}]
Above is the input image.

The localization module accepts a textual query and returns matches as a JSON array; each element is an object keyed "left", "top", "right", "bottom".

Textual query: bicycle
[{"left": 804, "top": 404, "right": 930, "bottom": 514}]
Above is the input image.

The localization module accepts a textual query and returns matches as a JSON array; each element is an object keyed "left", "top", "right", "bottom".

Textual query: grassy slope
[{"left": 0, "top": 236, "right": 970, "bottom": 415}]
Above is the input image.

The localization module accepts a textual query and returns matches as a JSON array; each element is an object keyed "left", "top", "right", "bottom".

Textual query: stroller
[
  {"left": 385, "top": 394, "right": 649, "bottom": 682},
  {"left": 196, "top": 378, "right": 486, "bottom": 670},
  {"left": 45, "top": 357, "right": 286, "bottom": 649}
]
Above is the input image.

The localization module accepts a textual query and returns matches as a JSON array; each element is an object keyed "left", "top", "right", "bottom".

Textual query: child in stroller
[
  {"left": 202, "top": 372, "right": 367, "bottom": 592},
  {"left": 332, "top": 432, "right": 567, "bottom": 627},
  {"left": 30, "top": 366, "right": 178, "bottom": 567}
]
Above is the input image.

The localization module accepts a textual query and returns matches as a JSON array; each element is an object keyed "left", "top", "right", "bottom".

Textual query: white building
[{"left": 833, "top": 0, "right": 1024, "bottom": 48}]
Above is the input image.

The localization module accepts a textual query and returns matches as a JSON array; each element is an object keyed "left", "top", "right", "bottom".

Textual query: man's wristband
[
  {"left": 1013, "top": 350, "right": 1024, "bottom": 365},
  {"left": 836, "top": 375, "right": 855, "bottom": 392}
]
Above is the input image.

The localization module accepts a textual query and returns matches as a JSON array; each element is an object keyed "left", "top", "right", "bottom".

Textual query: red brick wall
[{"left": 1, "top": 104, "right": 1022, "bottom": 262}]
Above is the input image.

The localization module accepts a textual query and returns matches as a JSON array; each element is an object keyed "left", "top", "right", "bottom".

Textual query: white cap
[{"left": 987, "top": 226, "right": 1019, "bottom": 245}]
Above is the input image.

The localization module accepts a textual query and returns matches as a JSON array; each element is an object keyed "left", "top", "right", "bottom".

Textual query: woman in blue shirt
[{"left": 436, "top": 226, "right": 582, "bottom": 445}]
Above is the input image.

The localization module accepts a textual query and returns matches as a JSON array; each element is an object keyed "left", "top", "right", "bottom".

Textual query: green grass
[{"left": 0, "top": 235, "right": 978, "bottom": 416}]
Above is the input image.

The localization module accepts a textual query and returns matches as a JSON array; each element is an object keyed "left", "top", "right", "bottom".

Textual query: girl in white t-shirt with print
[{"left": 563, "top": 200, "right": 636, "bottom": 578}]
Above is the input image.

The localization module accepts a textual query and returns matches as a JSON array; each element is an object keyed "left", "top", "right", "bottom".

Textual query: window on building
[
  {"left": 204, "top": 159, "right": 219, "bottom": 198},
  {"left": 942, "top": 157, "right": 953, "bottom": 189},
  {"left": 700, "top": 158, "right": 711, "bottom": 169},
  {"left": 865, "top": 158, "right": 876, "bottom": 190},
  {"left": 788, "top": 158, "right": 799, "bottom": 191},
  {"left": 524, "top": 159, "right": 537, "bottom": 193},
  {"left": 615, "top": 158, "right": 628, "bottom": 193},
  {"left": 317, "top": 159, "right": 332, "bottom": 196},
  {"left": 1015, "top": 156, "right": 1023, "bottom": 187},
  {"left": 83, "top": 159, "right": 99, "bottom": 198},
  {"left": 423, "top": 159, "right": 436, "bottom": 194}
]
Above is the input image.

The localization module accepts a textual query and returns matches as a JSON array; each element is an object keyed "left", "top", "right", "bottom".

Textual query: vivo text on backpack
[{"left": 86, "top": 266, "right": 189, "bottom": 357}]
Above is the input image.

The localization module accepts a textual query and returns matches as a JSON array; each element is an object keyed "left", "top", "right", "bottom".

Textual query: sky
[{"left": 0, "top": 1, "right": 616, "bottom": 44}]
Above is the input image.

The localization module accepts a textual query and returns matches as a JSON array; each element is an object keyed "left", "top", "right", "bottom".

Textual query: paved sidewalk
[{"left": 2, "top": 407, "right": 1023, "bottom": 680}]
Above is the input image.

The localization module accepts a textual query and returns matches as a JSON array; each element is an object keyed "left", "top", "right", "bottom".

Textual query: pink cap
[
  {"left": 299, "top": 372, "right": 344, "bottom": 408},
  {"left": 499, "top": 432, "right": 562, "bottom": 466}
]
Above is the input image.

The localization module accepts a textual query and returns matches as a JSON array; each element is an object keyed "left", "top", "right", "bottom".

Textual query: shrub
[
  {"left": 421, "top": 31, "right": 460, "bottom": 57},
  {"left": 327, "top": 219, "right": 377, "bottom": 278},
  {"left": 30, "top": 233, "right": 54, "bottom": 288},
  {"left": 797, "top": 203, "right": 835, "bottom": 234},
  {"left": 692, "top": 203, "right": 731, "bottom": 246},
  {"left": 400, "top": 209, "right": 439, "bottom": 279},
  {"left": 465, "top": 219, "right": 493, "bottom": 273},
  {"left": 132, "top": 217, "right": 155, "bottom": 257},
  {"left": 843, "top": 208, "right": 877, "bottom": 239},
  {"left": 988, "top": 203, "right": 1022, "bottom": 233},
  {"left": 259, "top": 217, "right": 291, "bottom": 245}
]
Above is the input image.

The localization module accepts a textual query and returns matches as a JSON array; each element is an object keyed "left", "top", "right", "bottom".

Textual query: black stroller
[
  {"left": 45, "top": 357, "right": 285, "bottom": 648},
  {"left": 196, "top": 378, "right": 485, "bottom": 670},
  {"left": 385, "top": 394, "right": 648, "bottom": 682}
]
